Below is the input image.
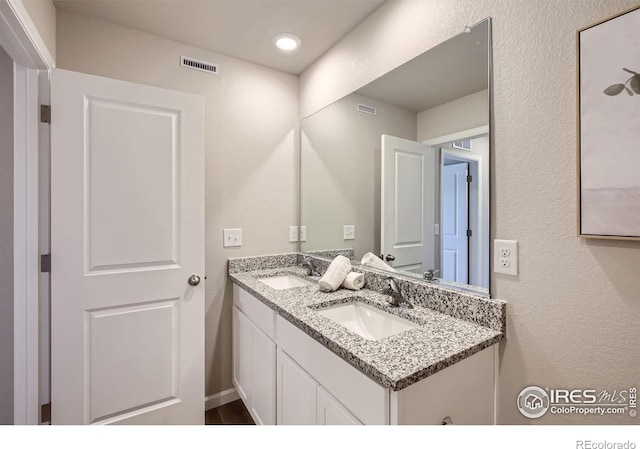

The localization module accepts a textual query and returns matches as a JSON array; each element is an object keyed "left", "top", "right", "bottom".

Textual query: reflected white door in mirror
[{"left": 381, "top": 135, "right": 436, "bottom": 275}]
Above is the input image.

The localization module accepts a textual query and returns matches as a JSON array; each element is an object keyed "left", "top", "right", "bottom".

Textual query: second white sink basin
[
  {"left": 259, "top": 274, "right": 314, "bottom": 290},
  {"left": 318, "top": 301, "right": 418, "bottom": 341}
]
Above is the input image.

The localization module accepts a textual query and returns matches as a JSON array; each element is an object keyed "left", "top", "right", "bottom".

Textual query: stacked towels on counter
[
  {"left": 360, "top": 252, "right": 396, "bottom": 272},
  {"left": 317, "top": 255, "right": 365, "bottom": 292}
]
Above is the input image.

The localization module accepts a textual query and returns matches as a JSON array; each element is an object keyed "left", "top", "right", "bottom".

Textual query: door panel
[
  {"left": 51, "top": 69, "right": 204, "bottom": 424},
  {"left": 86, "top": 98, "right": 178, "bottom": 272},
  {"left": 88, "top": 300, "right": 178, "bottom": 423},
  {"left": 381, "top": 135, "right": 436, "bottom": 273},
  {"left": 442, "top": 162, "right": 469, "bottom": 283}
]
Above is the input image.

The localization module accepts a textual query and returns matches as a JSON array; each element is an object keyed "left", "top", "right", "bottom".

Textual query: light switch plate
[
  {"left": 494, "top": 239, "right": 518, "bottom": 275},
  {"left": 289, "top": 226, "right": 299, "bottom": 242},
  {"left": 299, "top": 226, "right": 307, "bottom": 242},
  {"left": 343, "top": 225, "right": 355, "bottom": 240},
  {"left": 223, "top": 228, "right": 242, "bottom": 247}
]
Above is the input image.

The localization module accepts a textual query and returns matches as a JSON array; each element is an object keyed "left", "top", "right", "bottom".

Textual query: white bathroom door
[
  {"left": 50, "top": 69, "right": 205, "bottom": 424},
  {"left": 381, "top": 135, "right": 436, "bottom": 273},
  {"left": 442, "top": 162, "right": 469, "bottom": 283}
]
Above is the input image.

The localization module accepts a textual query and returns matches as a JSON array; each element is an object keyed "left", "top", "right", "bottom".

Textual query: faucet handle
[
  {"left": 383, "top": 277, "right": 399, "bottom": 294},
  {"left": 423, "top": 269, "right": 439, "bottom": 281}
]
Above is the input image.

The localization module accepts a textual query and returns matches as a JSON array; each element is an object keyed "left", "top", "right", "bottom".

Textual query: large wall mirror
[{"left": 300, "top": 18, "right": 492, "bottom": 296}]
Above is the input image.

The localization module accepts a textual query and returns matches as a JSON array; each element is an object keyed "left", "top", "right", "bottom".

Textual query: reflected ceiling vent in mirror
[
  {"left": 357, "top": 104, "right": 377, "bottom": 115},
  {"left": 452, "top": 139, "right": 471, "bottom": 151},
  {"left": 180, "top": 56, "right": 219, "bottom": 75}
]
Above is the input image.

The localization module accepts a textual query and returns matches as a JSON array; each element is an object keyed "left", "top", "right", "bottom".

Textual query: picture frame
[{"left": 577, "top": 4, "right": 640, "bottom": 240}]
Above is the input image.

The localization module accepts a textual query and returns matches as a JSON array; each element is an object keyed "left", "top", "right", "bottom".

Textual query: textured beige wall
[
  {"left": 417, "top": 89, "right": 489, "bottom": 141},
  {"left": 302, "top": 0, "right": 640, "bottom": 424},
  {"left": 0, "top": 45, "right": 14, "bottom": 425},
  {"left": 21, "top": 0, "right": 56, "bottom": 61},
  {"left": 56, "top": 10, "right": 299, "bottom": 397},
  {"left": 301, "top": 93, "right": 416, "bottom": 258}
]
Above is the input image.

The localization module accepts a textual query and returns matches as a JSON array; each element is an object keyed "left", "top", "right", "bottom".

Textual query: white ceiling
[{"left": 53, "top": 0, "right": 386, "bottom": 75}]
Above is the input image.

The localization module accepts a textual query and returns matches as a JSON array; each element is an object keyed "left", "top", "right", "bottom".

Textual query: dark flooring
[{"left": 205, "top": 399, "right": 255, "bottom": 425}]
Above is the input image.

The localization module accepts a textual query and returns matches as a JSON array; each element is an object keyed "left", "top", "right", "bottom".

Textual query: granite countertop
[{"left": 229, "top": 264, "right": 504, "bottom": 391}]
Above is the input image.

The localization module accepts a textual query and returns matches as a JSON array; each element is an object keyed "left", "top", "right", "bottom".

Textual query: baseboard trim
[{"left": 205, "top": 388, "right": 240, "bottom": 411}]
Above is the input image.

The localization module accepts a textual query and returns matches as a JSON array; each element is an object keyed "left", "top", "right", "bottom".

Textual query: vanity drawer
[
  {"left": 276, "top": 315, "right": 388, "bottom": 425},
  {"left": 233, "top": 284, "right": 276, "bottom": 340}
]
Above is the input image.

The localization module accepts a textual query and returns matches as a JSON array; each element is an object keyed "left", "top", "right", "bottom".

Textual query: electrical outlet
[
  {"left": 289, "top": 226, "right": 299, "bottom": 242},
  {"left": 223, "top": 228, "right": 242, "bottom": 247},
  {"left": 494, "top": 239, "right": 518, "bottom": 275},
  {"left": 343, "top": 225, "right": 355, "bottom": 240},
  {"left": 299, "top": 226, "right": 307, "bottom": 242}
]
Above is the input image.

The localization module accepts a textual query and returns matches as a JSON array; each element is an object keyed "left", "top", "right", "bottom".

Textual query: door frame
[
  {"left": 423, "top": 125, "right": 489, "bottom": 288},
  {"left": 0, "top": 0, "right": 54, "bottom": 424},
  {"left": 441, "top": 153, "right": 476, "bottom": 283}
]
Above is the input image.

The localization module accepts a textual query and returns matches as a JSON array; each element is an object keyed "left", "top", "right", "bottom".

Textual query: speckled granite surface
[
  {"left": 305, "top": 248, "right": 355, "bottom": 258},
  {"left": 228, "top": 253, "right": 298, "bottom": 274},
  {"left": 228, "top": 253, "right": 506, "bottom": 391}
]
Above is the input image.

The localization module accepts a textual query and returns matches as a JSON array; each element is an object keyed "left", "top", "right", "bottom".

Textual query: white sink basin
[
  {"left": 318, "top": 301, "right": 418, "bottom": 341},
  {"left": 258, "top": 274, "right": 314, "bottom": 290}
]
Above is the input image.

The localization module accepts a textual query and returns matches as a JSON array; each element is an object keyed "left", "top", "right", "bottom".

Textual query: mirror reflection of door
[
  {"left": 439, "top": 134, "right": 489, "bottom": 288},
  {"left": 381, "top": 134, "right": 437, "bottom": 274},
  {"left": 442, "top": 161, "right": 469, "bottom": 283}
]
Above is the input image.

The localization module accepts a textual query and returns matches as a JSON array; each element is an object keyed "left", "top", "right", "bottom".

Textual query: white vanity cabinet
[
  {"left": 233, "top": 285, "right": 497, "bottom": 426},
  {"left": 276, "top": 349, "right": 318, "bottom": 424},
  {"left": 275, "top": 348, "right": 362, "bottom": 425},
  {"left": 232, "top": 285, "right": 276, "bottom": 425},
  {"left": 316, "top": 386, "right": 362, "bottom": 425}
]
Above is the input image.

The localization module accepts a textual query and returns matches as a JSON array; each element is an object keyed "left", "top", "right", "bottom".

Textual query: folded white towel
[
  {"left": 341, "top": 271, "right": 365, "bottom": 290},
  {"left": 360, "top": 252, "right": 396, "bottom": 272},
  {"left": 318, "top": 255, "right": 352, "bottom": 292}
]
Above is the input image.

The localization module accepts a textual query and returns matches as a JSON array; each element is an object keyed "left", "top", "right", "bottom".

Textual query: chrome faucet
[
  {"left": 382, "top": 277, "right": 413, "bottom": 309},
  {"left": 423, "top": 269, "right": 439, "bottom": 281},
  {"left": 301, "top": 256, "right": 321, "bottom": 277}
]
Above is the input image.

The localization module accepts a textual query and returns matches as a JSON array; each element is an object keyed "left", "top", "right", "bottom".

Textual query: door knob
[
  {"left": 188, "top": 275, "right": 201, "bottom": 286},
  {"left": 385, "top": 254, "right": 395, "bottom": 262}
]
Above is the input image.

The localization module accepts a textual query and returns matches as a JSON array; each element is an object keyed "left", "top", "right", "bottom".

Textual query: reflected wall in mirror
[{"left": 300, "top": 18, "right": 491, "bottom": 295}]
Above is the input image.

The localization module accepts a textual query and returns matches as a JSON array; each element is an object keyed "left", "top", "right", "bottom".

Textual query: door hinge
[
  {"left": 41, "top": 403, "right": 51, "bottom": 423},
  {"left": 40, "top": 254, "right": 51, "bottom": 273},
  {"left": 40, "top": 105, "right": 51, "bottom": 124},
  {"left": 466, "top": 175, "right": 473, "bottom": 183},
  {"left": 467, "top": 229, "right": 472, "bottom": 237}
]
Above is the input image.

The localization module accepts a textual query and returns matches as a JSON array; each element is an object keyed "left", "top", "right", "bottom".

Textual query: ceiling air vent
[
  {"left": 181, "top": 56, "right": 219, "bottom": 75},
  {"left": 357, "top": 104, "right": 376, "bottom": 115}
]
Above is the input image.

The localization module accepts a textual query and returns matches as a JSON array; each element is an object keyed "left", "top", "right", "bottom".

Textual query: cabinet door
[
  {"left": 251, "top": 327, "right": 276, "bottom": 425},
  {"left": 233, "top": 306, "right": 276, "bottom": 425},
  {"left": 316, "top": 386, "right": 362, "bottom": 425},
  {"left": 277, "top": 350, "right": 318, "bottom": 425},
  {"left": 232, "top": 307, "right": 252, "bottom": 404}
]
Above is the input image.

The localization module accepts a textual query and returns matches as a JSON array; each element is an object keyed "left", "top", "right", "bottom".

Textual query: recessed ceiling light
[{"left": 273, "top": 33, "right": 301, "bottom": 52}]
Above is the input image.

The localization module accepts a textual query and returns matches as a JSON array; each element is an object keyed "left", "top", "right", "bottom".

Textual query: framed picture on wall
[{"left": 577, "top": 5, "right": 640, "bottom": 240}]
